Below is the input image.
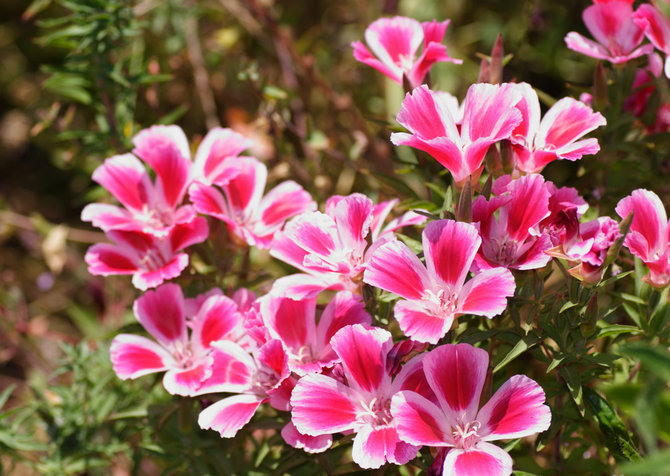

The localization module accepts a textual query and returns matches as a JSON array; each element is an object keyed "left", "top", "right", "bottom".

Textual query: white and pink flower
[
  {"left": 364, "top": 219, "right": 515, "bottom": 344},
  {"left": 391, "top": 343, "right": 551, "bottom": 476},
  {"left": 352, "top": 16, "right": 461, "bottom": 89}
]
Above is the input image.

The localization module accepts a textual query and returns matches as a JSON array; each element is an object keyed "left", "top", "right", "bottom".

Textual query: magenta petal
[
  {"left": 424, "top": 343, "right": 488, "bottom": 422},
  {"left": 85, "top": 243, "right": 138, "bottom": 276},
  {"left": 461, "top": 83, "right": 522, "bottom": 145},
  {"left": 423, "top": 220, "right": 480, "bottom": 289},
  {"left": 458, "top": 267, "right": 515, "bottom": 318},
  {"left": 291, "top": 373, "right": 360, "bottom": 435},
  {"left": 478, "top": 374, "right": 551, "bottom": 441},
  {"left": 364, "top": 240, "right": 430, "bottom": 300},
  {"left": 133, "top": 283, "right": 187, "bottom": 347},
  {"left": 564, "top": 32, "right": 613, "bottom": 61},
  {"left": 396, "top": 85, "right": 456, "bottom": 140},
  {"left": 221, "top": 157, "right": 267, "bottom": 218},
  {"left": 288, "top": 212, "right": 339, "bottom": 258},
  {"left": 616, "top": 189, "right": 668, "bottom": 259},
  {"left": 634, "top": 4, "right": 670, "bottom": 54},
  {"left": 92, "top": 154, "right": 152, "bottom": 212},
  {"left": 351, "top": 425, "right": 406, "bottom": 469},
  {"left": 270, "top": 273, "right": 341, "bottom": 300},
  {"left": 352, "top": 40, "right": 401, "bottom": 83},
  {"left": 193, "top": 127, "right": 252, "bottom": 184},
  {"left": 261, "top": 295, "right": 316, "bottom": 354},
  {"left": 390, "top": 390, "right": 452, "bottom": 446},
  {"left": 194, "top": 341, "right": 255, "bottom": 395},
  {"left": 188, "top": 182, "right": 230, "bottom": 221},
  {"left": 80, "top": 203, "right": 135, "bottom": 233},
  {"left": 132, "top": 125, "right": 191, "bottom": 208},
  {"left": 258, "top": 181, "right": 315, "bottom": 233},
  {"left": 330, "top": 324, "right": 392, "bottom": 394},
  {"left": 281, "top": 421, "right": 332, "bottom": 454},
  {"left": 444, "top": 443, "right": 513, "bottom": 476},
  {"left": 537, "top": 97, "right": 606, "bottom": 153},
  {"left": 163, "top": 359, "right": 212, "bottom": 396},
  {"left": 192, "top": 295, "right": 243, "bottom": 350},
  {"left": 198, "top": 394, "right": 263, "bottom": 438},
  {"left": 394, "top": 299, "right": 451, "bottom": 344},
  {"left": 169, "top": 216, "right": 209, "bottom": 252},
  {"left": 132, "top": 253, "right": 189, "bottom": 291},
  {"left": 331, "top": 193, "right": 373, "bottom": 252},
  {"left": 110, "top": 334, "right": 174, "bottom": 379}
]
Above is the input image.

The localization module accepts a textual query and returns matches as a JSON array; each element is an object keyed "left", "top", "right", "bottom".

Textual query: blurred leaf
[
  {"left": 620, "top": 343, "right": 670, "bottom": 381},
  {"left": 619, "top": 449, "right": 670, "bottom": 475}
]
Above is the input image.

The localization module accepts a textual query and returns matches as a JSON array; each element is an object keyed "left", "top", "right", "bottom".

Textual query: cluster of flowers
[
  {"left": 81, "top": 5, "right": 670, "bottom": 476},
  {"left": 565, "top": 0, "right": 670, "bottom": 132}
]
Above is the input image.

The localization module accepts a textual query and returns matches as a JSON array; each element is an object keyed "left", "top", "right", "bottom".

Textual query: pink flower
[
  {"left": 391, "top": 343, "right": 551, "bottom": 476},
  {"left": 634, "top": 4, "right": 670, "bottom": 78},
  {"left": 196, "top": 339, "right": 290, "bottom": 438},
  {"left": 540, "top": 183, "right": 589, "bottom": 246},
  {"left": 565, "top": 1, "right": 653, "bottom": 64},
  {"left": 351, "top": 16, "right": 461, "bottom": 89},
  {"left": 290, "top": 324, "right": 433, "bottom": 469},
  {"left": 191, "top": 127, "right": 254, "bottom": 185},
  {"left": 616, "top": 189, "right": 670, "bottom": 287},
  {"left": 509, "top": 83, "right": 606, "bottom": 174},
  {"left": 260, "top": 292, "right": 371, "bottom": 375},
  {"left": 364, "top": 219, "right": 515, "bottom": 344},
  {"left": 84, "top": 218, "right": 208, "bottom": 290},
  {"left": 110, "top": 283, "right": 245, "bottom": 395},
  {"left": 472, "top": 174, "right": 553, "bottom": 271},
  {"left": 269, "top": 193, "right": 425, "bottom": 298},
  {"left": 189, "top": 156, "right": 315, "bottom": 248},
  {"left": 391, "top": 84, "right": 523, "bottom": 184}
]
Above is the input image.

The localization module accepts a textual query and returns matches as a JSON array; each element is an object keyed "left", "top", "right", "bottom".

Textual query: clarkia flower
[
  {"left": 472, "top": 174, "right": 553, "bottom": 271},
  {"left": 196, "top": 339, "right": 290, "bottom": 438},
  {"left": 189, "top": 156, "right": 315, "bottom": 248},
  {"left": 565, "top": 0, "right": 652, "bottom": 64},
  {"left": 391, "top": 83, "right": 523, "bottom": 184},
  {"left": 616, "top": 189, "right": 670, "bottom": 287},
  {"left": 290, "top": 324, "right": 433, "bottom": 469},
  {"left": 110, "top": 283, "right": 244, "bottom": 395},
  {"left": 269, "top": 193, "right": 425, "bottom": 298},
  {"left": 364, "top": 219, "right": 515, "bottom": 344},
  {"left": 509, "top": 83, "right": 606, "bottom": 174},
  {"left": 391, "top": 343, "right": 551, "bottom": 476},
  {"left": 351, "top": 16, "right": 461, "bottom": 89},
  {"left": 84, "top": 218, "right": 208, "bottom": 290}
]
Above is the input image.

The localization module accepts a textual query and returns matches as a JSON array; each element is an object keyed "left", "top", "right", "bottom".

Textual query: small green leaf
[
  {"left": 493, "top": 335, "right": 540, "bottom": 374},
  {"left": 595, "top": 324, "right": 642, "bottom": 339}
]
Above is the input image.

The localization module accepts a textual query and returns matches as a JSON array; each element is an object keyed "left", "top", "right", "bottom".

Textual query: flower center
[
  {"left": 452, "top": 420, "right": 481, "bottom": 450},
  {"left": 359, "top": 397, "right": 393, "bottom": 428},
  {"left": 492, "top": 238, "right": 518, "bottom": 266},
  {"left": 424, "top": 288, "right": 458, "bottom": 317},
  {"left": 295, "top": 345, "right": 315, "bottom": 364},
  {"left": 139, "top": 248, "right": 169, "bottom": 270}
]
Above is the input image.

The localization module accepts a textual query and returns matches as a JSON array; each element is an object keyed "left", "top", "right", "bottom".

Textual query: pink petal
[
  {"left": 351, "top": 425, "right": 409, "bottom": 469},
  {"left": 192, "top": 295, "right": 243, "bottom": 350},
  {"left": 352, "top": 40, "right": 401, "bottom": 83},
  {"left": 286, "top": 212, "right": 340, "bottom": 261},
  {"left": 392, "top": 353, "right": 437, "bottom": 403},
  {"left": 84, "top": 243, "right": 138, "bottom": 276},
  {"left": 364, "top": 16, "right": 423, "bottom": 77},
  {"left": 395, "top": 85, "right": 459, "bottom": 141},
  {"left": 634, "top": 5, "right": 670, "bottom": 54},
  {"left": 330, "top": 324, "right": 392, "bottom": 394},
  {"left": 509, "top": 83, "right": 541, "bottom": 147},
  {"left": 423, "top": 219, "right": 480, "bottom": 290},
  {"left": 80, "top": 203, "right": 135, "bottom": 233},
  {"left": 132, "top": 253, "right": 189, "bottom": 290},
  {"left": 394, "top": 299, "right": 451, "bottom": 344},
  {"left": 409, "top": 42, "right": 460, "bottom": 88},
  {"left": 110, "top": 334, "right": 174, "bottom": 379},
  {"left": 316, "top": 291, "right": 372, "bottom": 349},
  {"left": 193, "top": 127, "right": 252, "bottom": 184},
  {"left": 198, "top": 394, "right": 263, "bottom": 438},
  {"left": 616, "top": 189, "right": 669, "bottom": 259},
  {"left": 584, "top": 2, "right": 639, "bottom": 50},
  {"left": 132, "top": 125, "right": 191, "bottom": 208},
  {"left": 261, "top": 295, "right": 316, "bottom": 353},
  {"left": 390, "top": 390, "right": 452, "bottom": 446},
  {"left": 291, "top": 373, "right": 361, "bottom": 435},
  {"left": 92, "top": 154, "right": 153, "bottom": 212},
  {"left": 424, "top": 343, "right": 488, "bottom": 422},
  {"left": 163, "top": 359, "right": 212, "bottom": 396},
  {"left": 188, "top": 182, "right": 230, "bottom": 221},
  {"left": 564, "top": 32, "right": 615, "bottom": 61},
  {"left": 220, "top": 157, "right": 267, "bottom": 219},
  {"left": 461, "top": 83, "right": 522, "bottom": 146},
  {"left": 281, "top": 422, "right": 332, "bottom": 454},
  {"left": 257, "top": 181, "right": 315, "bottom": 235},
  {"left": 194, "top": 341, "right": 255, "bottom": 395},
  {"left": 133, "top": 283, "right": 187, "bottom": 346},
  {"left": 331, "top": 194, "right": 373, "bottom": 253},
  {"left": 478, "top": 374, "right": 552, "bottom": 441},
  {"left": 421, "top": 19, "right": 449, "bottom": 45},
  {"left": 169, "top": 216, "right": 209, "bottom": 252},
  {"left": 458, "top": 268, "right": 515, "bottom": 318},
  {"left": 503, "top": 174, "right": 550, "bottom": 242},
  {"left": 391, "top": 132, "right": 466, "bottom": 180},
  {"left": 269, "top": 273, "right": 342, "bottom": 300},
  {"left": 364, "top": 240, "right": 430, "bottom": 300},
  {"left": 537, "top": 98, "right": 606, "bottom": 154},
  {"left": 256, "top": 339, "right": 290, "bottom": 391},
  {"left": 443, "top": 443, "right": 513, "bottom": 476}
]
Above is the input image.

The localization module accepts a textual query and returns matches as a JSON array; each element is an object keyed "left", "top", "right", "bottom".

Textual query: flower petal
[
  {"left": 423, "top": 219, "right": 480, "bottom": 290},
  {"left": 458, "top": 267, "right": 515, "bottom": 318},
  {"left": 198, "top": 394, "right": 263, "bottom": 438},
  {"left": 443, "top": 443, "right": 513, "bottom": 476},
  {"left": 133, "top": 283, "right": 187, "bottom": 347},
  {"left": 394, "top": 299, "right": 451, "bottom": 344},
  {"left": 364, "top": 239, "right": 430, "bottom": 300},
  {"left": 478, "top": 374, "right": 552, "bottom": 441},
  {"left": 281, "top": 421, "right": 332, "bottom": 454},
  {"left": 391, "top": 390, "right": 452, "bottom": 446},
  {"left": 110, "top": 334, "right": 174, "bottom": 379},
  {"left": 91, "top": 154, "right": 152, "bottom": 212}
]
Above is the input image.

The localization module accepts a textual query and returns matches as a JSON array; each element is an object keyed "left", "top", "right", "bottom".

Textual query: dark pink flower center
[{"left": 452, "top": 420, "right": 481, "bottom": 450}]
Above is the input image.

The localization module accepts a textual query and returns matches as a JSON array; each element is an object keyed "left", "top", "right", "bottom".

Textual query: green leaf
[
  {"left": 0, "top": 384, "right": 15, "bottom": 410},
  {"left": 560, "top": 365, "right": 584, "bottom": 413},
  {"left": 583, "top": 387, "right": 641, "bottom": 463},
  {"left": 493, "top": 335, "right": 540, "bottom": 374},
  {"left": 595, "top": 324, "right": 642, "bottom": 339},
  {"left": 621, "top": 293, "right": 647, "bottom": 305}
]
